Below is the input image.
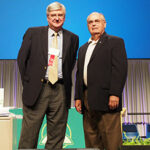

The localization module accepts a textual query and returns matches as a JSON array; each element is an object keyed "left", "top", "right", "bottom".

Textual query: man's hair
[
  {"left": 46, "top": 2, "right": 66, "bottom": 16},
  {"left": 87, "top": 12, "right": 106, "bottom": 23}
]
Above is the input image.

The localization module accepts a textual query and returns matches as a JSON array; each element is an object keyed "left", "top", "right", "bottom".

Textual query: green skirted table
[{"left": 9, "top": 108, "right": 85, "bottom": 149}]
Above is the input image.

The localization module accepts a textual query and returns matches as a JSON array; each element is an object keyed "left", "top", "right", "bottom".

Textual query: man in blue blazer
[
  {"left": 75, "top": 12, "right": 127, "bottom": 150},
  {"left": 17, "top": 2, "right": 79, "bottom": 149}
]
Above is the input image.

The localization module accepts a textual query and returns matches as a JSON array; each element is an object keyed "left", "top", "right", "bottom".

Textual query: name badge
[
  {"left": 48, "top": 48, "right": 60, "bottom": 56},
  {"left": 48, "top": 55, "right": 55, "bottom": 66}
]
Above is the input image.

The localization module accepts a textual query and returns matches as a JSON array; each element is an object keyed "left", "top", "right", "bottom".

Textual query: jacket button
[
  {"left": 41, "top": 79, "right": 44, "bottom": 82},
  {"left": 44, "top": 66, "right": 47, "bottom": 70}
]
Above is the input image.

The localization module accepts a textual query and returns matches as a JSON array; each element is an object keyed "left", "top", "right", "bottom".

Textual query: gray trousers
[{"left": 18, "top": 83, "right": 68, "bottom": 149}]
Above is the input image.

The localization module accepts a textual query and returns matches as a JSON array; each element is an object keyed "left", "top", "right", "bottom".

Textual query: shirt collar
[
  {"left": 48, "top": 27, "right": 62, "bottom": 37},
  {"left": 88, "top": 37, "right": 99, "bottom": 45}
]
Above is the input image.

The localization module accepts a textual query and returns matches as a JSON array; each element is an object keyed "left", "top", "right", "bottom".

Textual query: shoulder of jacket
[
  {"left": 26, "top": 26, "right": 48, "bottom": 32},
  {"left": 78, "top": 42, "right": 88, "bottom": 54},
  {"left": 63, "top": 28, "right": 79, "bottom": 38},
  {"left": 106, "top": 34, "right": 124, "bottom": 41}
]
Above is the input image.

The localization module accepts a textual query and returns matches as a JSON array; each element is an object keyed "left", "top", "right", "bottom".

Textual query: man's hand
[
  {"left": 75, "top": 100, "right": 82, "bottom": 113},
  {"left": 108, "top": 95, "right": 119, "bottom": 110}
]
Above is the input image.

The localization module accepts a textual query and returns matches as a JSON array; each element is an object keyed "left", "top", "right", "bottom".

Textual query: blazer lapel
[
  {"left": 89, "top": 32, "right": 107, "bottom": 63},
  {"left": 62, "top": 29, "right": 70, "bottom": 64},
  {"left": 41, "top": 26, "right": 49, "bottom": 65}
]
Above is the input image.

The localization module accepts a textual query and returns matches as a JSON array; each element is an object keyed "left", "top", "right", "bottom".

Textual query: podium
[{"left": 0, "top": 116, "right": 17, "bottom": 150}]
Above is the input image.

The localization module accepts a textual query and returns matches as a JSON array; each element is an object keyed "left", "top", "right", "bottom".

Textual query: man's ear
[{"left": 104, "top": 22, "right": 106, "bottom": 28}]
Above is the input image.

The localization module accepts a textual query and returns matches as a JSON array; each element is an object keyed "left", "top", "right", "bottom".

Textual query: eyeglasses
[{"left": 48, "top": 13, "right": 64, "bottom": 19}]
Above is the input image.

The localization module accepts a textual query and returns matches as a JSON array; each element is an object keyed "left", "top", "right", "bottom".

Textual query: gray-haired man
[{"left": 18, "top": 2, "right": 79, "bottom": 149}]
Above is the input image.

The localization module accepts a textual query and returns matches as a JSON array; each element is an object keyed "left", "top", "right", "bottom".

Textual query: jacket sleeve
[
  {"left": 75, "top": 47, "right": 83, "bottom": 100},
  {"left": 17, "top": 28, "right": 32, "bottom": 84},
  {"left": 72, "top": 35, "right": 79, "bottom": 70},
  {"left": 109, "top": 38, "right": 128, "bottom": 97}
]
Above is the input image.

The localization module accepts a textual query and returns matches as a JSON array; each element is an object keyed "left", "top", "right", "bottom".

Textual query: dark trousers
[
  {"left": 83, "top": 90, "right": 122, "bottom": 150},
  {"left": 18, "top": 83, "right": 68, "bottom": 149}
]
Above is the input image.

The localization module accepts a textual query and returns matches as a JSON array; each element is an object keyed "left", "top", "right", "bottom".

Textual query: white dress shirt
[
  {"left": 45, "top": 28, "right": 63, "bottom": 79},
  {"left": 83, "top": 38, "right": 99, "bottom": 86}
]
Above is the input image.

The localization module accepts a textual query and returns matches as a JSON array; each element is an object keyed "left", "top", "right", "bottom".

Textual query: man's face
[
  {"left": 87, "top": 13, "right": 106, "bottom": 36},
  {"left": 47, "top": 9, "right": 65, "bottom": 32}
]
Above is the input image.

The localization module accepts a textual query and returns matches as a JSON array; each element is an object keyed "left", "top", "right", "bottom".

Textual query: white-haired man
[{"left": 75, "top": 12, "right": 127, "bottom": 150}]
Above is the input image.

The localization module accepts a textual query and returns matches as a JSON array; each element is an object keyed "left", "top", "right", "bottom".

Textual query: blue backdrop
[{"left": 0, "top": 0, "right": 150, "bottom": 59}]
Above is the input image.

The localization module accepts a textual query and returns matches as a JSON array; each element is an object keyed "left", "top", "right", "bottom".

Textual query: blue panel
[{"left": 0, "top": 0, "right": 150, "bottom": 59}]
